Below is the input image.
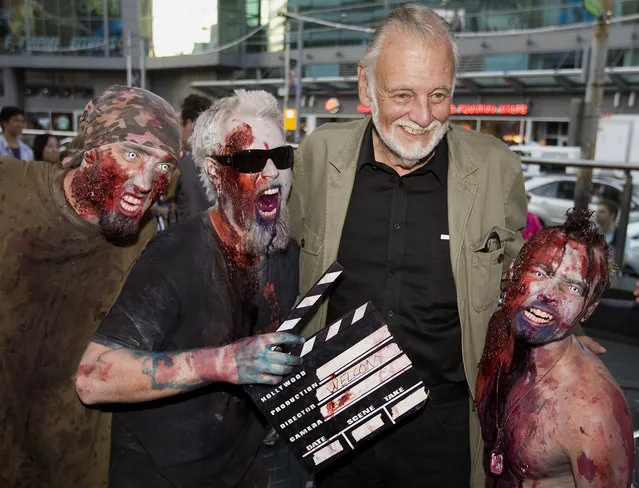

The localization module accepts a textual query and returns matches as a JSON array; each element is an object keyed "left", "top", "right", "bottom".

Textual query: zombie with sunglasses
[
  {"left": 75, "top": 90, "right": 303, "bottom": 488},
  {"left": 0, "top": 85, "right": 181, "bottom": 487}
]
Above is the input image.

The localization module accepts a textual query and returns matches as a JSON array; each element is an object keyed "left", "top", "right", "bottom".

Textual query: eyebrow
[
  {"left": 121, "top": 142, "right": 152, "bottom": 157},
  {"left": 122, "top": 142, "right": 175, "bottom": 163},
  {"left": 563, "top": 277, "right": 586, "bottom": 289}
]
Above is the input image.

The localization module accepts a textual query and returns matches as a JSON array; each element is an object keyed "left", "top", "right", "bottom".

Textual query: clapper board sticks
[{"left": 245, "top": 262, "right": 429, "bottom": 473}]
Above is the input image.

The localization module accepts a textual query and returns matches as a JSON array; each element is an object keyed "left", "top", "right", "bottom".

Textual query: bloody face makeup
[
  {"left": 210, "top": 115, "right": 292, "bottom": 257},
  {"left": 70, "top": 141, "right": 175, "bottom": 243},
  {"left": 504, "top": 236, "right": 597, "bottom": 345}
]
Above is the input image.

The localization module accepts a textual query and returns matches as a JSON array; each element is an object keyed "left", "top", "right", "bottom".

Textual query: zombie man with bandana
[
  {"left": 0, "top": 85, "right": 181, "bottom": 487},
  {"left": 475, "top": 210, "right": 634, "bottom": 487},
  {"left": 75, "top": 90, "right": 303, "bottom": 488}
]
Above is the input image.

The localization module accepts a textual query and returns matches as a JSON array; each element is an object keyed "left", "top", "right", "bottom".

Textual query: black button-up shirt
[{"left": 327, "top": 123, "right": 465, "bottom": 386}]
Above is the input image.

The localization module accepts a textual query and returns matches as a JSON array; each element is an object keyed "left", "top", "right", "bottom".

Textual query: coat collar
[{"left": 329, "top": 115, "right": 372, "bottom": 173}]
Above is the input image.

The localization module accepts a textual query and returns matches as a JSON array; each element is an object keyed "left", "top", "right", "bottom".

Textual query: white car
[
  {"left": 525, "top": 175, "right": 639, "bottom": 227},
  {"left": 624, "top": 222, "right": 639, "bottom": 276}
]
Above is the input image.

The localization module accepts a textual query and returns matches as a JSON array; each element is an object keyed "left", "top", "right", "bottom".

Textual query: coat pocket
[
  {"left": 298, "top": 224, "right": 324, "bottom": 294},
  {"left": 470, "top": 226, "right": 514, "bottom": 312}
]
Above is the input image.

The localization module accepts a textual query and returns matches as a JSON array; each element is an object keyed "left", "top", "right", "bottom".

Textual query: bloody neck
[{"left": 208, "top": 207, "right": 260, "bottom": 267}]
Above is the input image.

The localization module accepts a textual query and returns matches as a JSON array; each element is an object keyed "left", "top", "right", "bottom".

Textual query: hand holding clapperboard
[{"left": 245, "top": 262, "right": 429, "bottom": 473}]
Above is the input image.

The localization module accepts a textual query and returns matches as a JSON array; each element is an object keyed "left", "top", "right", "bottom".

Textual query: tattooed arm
[{"left": 74, "top": 332, "right": 304, "bottom": 405}]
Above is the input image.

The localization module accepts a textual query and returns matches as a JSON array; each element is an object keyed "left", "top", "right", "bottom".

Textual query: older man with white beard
[
  {"left": 289, "top": 4, "right": 528, "bottom": 487},
  {"left": 75, "top": 90, "right": 304, "bottom": 488}
]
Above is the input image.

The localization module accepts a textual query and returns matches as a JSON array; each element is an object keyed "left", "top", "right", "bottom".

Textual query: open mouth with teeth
[
  {"left": 400, "top": 125, "right": 429, "bottom": 136},
  {"left": 118, "top": 193, "right": 146, "bottom": 217},
  {"left": 256, "top": 186, "right": 281, "bottom": 221},
  {"left": 522, "top": 307, "right": 554, "bottom": 325}
]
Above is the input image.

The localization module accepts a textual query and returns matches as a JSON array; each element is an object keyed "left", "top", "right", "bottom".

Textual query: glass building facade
[
  {"left": 1, "top": 0, "right": 638, "bottom": 61},
  {"left": 0, "top": 0, "right": 122, "bottom": 55}
]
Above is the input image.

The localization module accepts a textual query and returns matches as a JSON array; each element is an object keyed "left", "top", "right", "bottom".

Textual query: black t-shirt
[{"left": 93, "top": 213, "right": 299, "bottom": 488}]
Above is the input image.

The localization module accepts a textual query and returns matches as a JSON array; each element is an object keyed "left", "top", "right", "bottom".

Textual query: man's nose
[
  {"left": 261, "top": 159, "right": 279, "bottom": 179},
  {"left": 131, "top": 162, "right": 156, "bottom": 192},
  {"left": 538, "top": 282, "right": 560, "bottom": 303},
  {"left": 408, "top": 98, "right": 433, "bottom": 129}
]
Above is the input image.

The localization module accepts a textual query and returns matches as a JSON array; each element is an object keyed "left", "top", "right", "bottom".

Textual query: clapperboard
[{"left": 246, "top": 262, "right": 429, "bottom": 473}]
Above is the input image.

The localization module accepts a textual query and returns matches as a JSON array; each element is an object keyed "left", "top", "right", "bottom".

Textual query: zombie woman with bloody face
[
  {"left": 476, "top": 210, "right": 633, "bottom": 487},
  {"left": 75, "top": 90, "right": 303, "bottom": 488}
]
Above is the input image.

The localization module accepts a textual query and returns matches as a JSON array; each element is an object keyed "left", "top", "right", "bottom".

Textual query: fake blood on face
[
  {"left": 70, "top": 148, "right": 129, "bottom": 217},
  {"left": 222, "top": 122, "right": 255, "bottom": 154},
  {"left": 150, "top": 174, "right": 169, "bottom": 203}
]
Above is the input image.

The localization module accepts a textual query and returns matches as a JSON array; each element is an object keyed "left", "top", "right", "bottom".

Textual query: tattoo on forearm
[{"left": 131, "top": 351, "right": 196, "bottom": 390}]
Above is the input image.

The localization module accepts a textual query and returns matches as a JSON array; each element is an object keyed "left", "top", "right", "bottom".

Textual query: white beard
[{"left": 370, "top": 89, "right": 449, "bottom": 168}]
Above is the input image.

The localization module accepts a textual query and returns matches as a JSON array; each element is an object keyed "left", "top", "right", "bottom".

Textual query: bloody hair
[{"left": 476, "top": 208, "right": 609, "bottom": 479}]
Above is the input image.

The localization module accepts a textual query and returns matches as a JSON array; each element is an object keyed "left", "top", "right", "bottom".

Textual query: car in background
[
  {"left": 525, "top": 174, "right": 639, "bottom": 227},
  {"left": 624, "top": 221, "right": 639, "bottom": 277}
]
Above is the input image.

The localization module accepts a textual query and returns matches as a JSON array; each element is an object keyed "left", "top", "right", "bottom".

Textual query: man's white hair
[
  {"left": 191, "top": 89, "right": 283, "bottom": 203},
  {"left": 361, "top": 4, "right": 461, "bottom": 95}
]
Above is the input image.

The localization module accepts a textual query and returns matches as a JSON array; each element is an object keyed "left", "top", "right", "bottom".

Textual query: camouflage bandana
[{"left": 79, "top": 85, "right": 181, "bottom": 160}]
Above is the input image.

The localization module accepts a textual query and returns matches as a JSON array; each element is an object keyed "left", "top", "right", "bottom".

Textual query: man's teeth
[
  {"left": 262, "top": 187, "right": 280, "bottom": 196},
  {"left": 523, "top": 308, "right": 553, "bottom": 324},
  {"left": 260, "top": 208, "right": 277, "bottom": 217},
  {"left": 120, "top": 195, "right": 143, "bottom": 213},
  {"left": 402, "top": 125, "right": 427, "bottom": 135}
]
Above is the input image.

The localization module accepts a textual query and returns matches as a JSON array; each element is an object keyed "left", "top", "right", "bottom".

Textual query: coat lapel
[
  {"left": 323, "top": 118, "right": 370, "bottom": 269},
  {"left": 447, "top": 125, "right": 479, "bottom": 276}
]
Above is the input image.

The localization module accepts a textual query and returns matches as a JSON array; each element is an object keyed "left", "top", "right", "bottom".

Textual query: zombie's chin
[
  {"left": 243, "top": 205, "right": 292, "bottom": 256},
  {"left": 99, "top": 211, "right": 140, "bottom": 246},
  {"left": 512, "top": 309, "right": 570, "bottom": 345}
]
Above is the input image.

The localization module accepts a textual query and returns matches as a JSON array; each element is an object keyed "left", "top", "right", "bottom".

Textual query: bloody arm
[
  {"left": 74, "top": 332, "right": 304, "bottom": 405},
  {"left": 565, "top": 404, "right": 633, "bottom": 487}
]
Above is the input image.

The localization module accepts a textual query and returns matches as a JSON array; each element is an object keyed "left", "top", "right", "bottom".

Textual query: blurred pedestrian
[
  {"left": 595, "top": 199, "right": 618, "bottom": 245},
  {"left": 450, "top": 9, "right": 463, "bottom": 32},
  {"left": 0, "top": 85, "right": 181, "bottom": 488},
  {"left": 0, "top": 106, "right": 33, "bottom": 160},
  {"left": 33, "top": 133, "right": 61, "bottom": 165},
  {"left": 176, "top": 93, "right": 214, "bottom": 222},
  {"left": 523, "top": 193, "right": 543, "bottom": 240}
]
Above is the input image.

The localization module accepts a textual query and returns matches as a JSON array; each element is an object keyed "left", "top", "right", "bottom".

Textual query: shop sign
[
  {"left": 450, "top": 103, "right": 529, "bottom": 116},
  {"left": 324, "top": 98, "right": 341, "bottom": 114}
]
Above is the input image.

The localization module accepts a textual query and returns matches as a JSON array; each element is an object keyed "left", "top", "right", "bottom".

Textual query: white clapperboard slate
[{"left": 245, "top": 262, "right": 430, "bottom": 473}]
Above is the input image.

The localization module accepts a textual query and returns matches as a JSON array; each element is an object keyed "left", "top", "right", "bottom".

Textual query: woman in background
[{"left": 33, "top": 133, "right": 60, "bottom": 165}]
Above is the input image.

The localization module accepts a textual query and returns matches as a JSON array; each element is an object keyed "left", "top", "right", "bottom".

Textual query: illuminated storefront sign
[
  {"left": 324, "top": 98, "right": 341, "bottom": 114},
  {"left": 450, "top": 104, "right": 529, "bottom": 116}
]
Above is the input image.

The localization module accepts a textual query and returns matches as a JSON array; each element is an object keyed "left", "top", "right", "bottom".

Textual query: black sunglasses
[{"left": 211, "top": 145, "right": 294, "bottom": 174}]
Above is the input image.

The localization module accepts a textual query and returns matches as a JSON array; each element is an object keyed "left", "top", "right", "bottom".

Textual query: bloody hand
[{"left": 225, "top": 332, "right": 304, "bottom": 385}]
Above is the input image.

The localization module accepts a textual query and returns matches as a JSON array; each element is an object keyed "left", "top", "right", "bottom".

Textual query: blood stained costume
[
  {"left": 75, "top": 90, "right": 303, "bottom": 488},
  {"left": 0, "top": 85, "right": 181, "bottom": 487},
  {"left": 93, "top": 215, "right": 298, "bottom": 486},
  {"left": 475, "top": 210, "right": 634, "bottom": 487}
]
